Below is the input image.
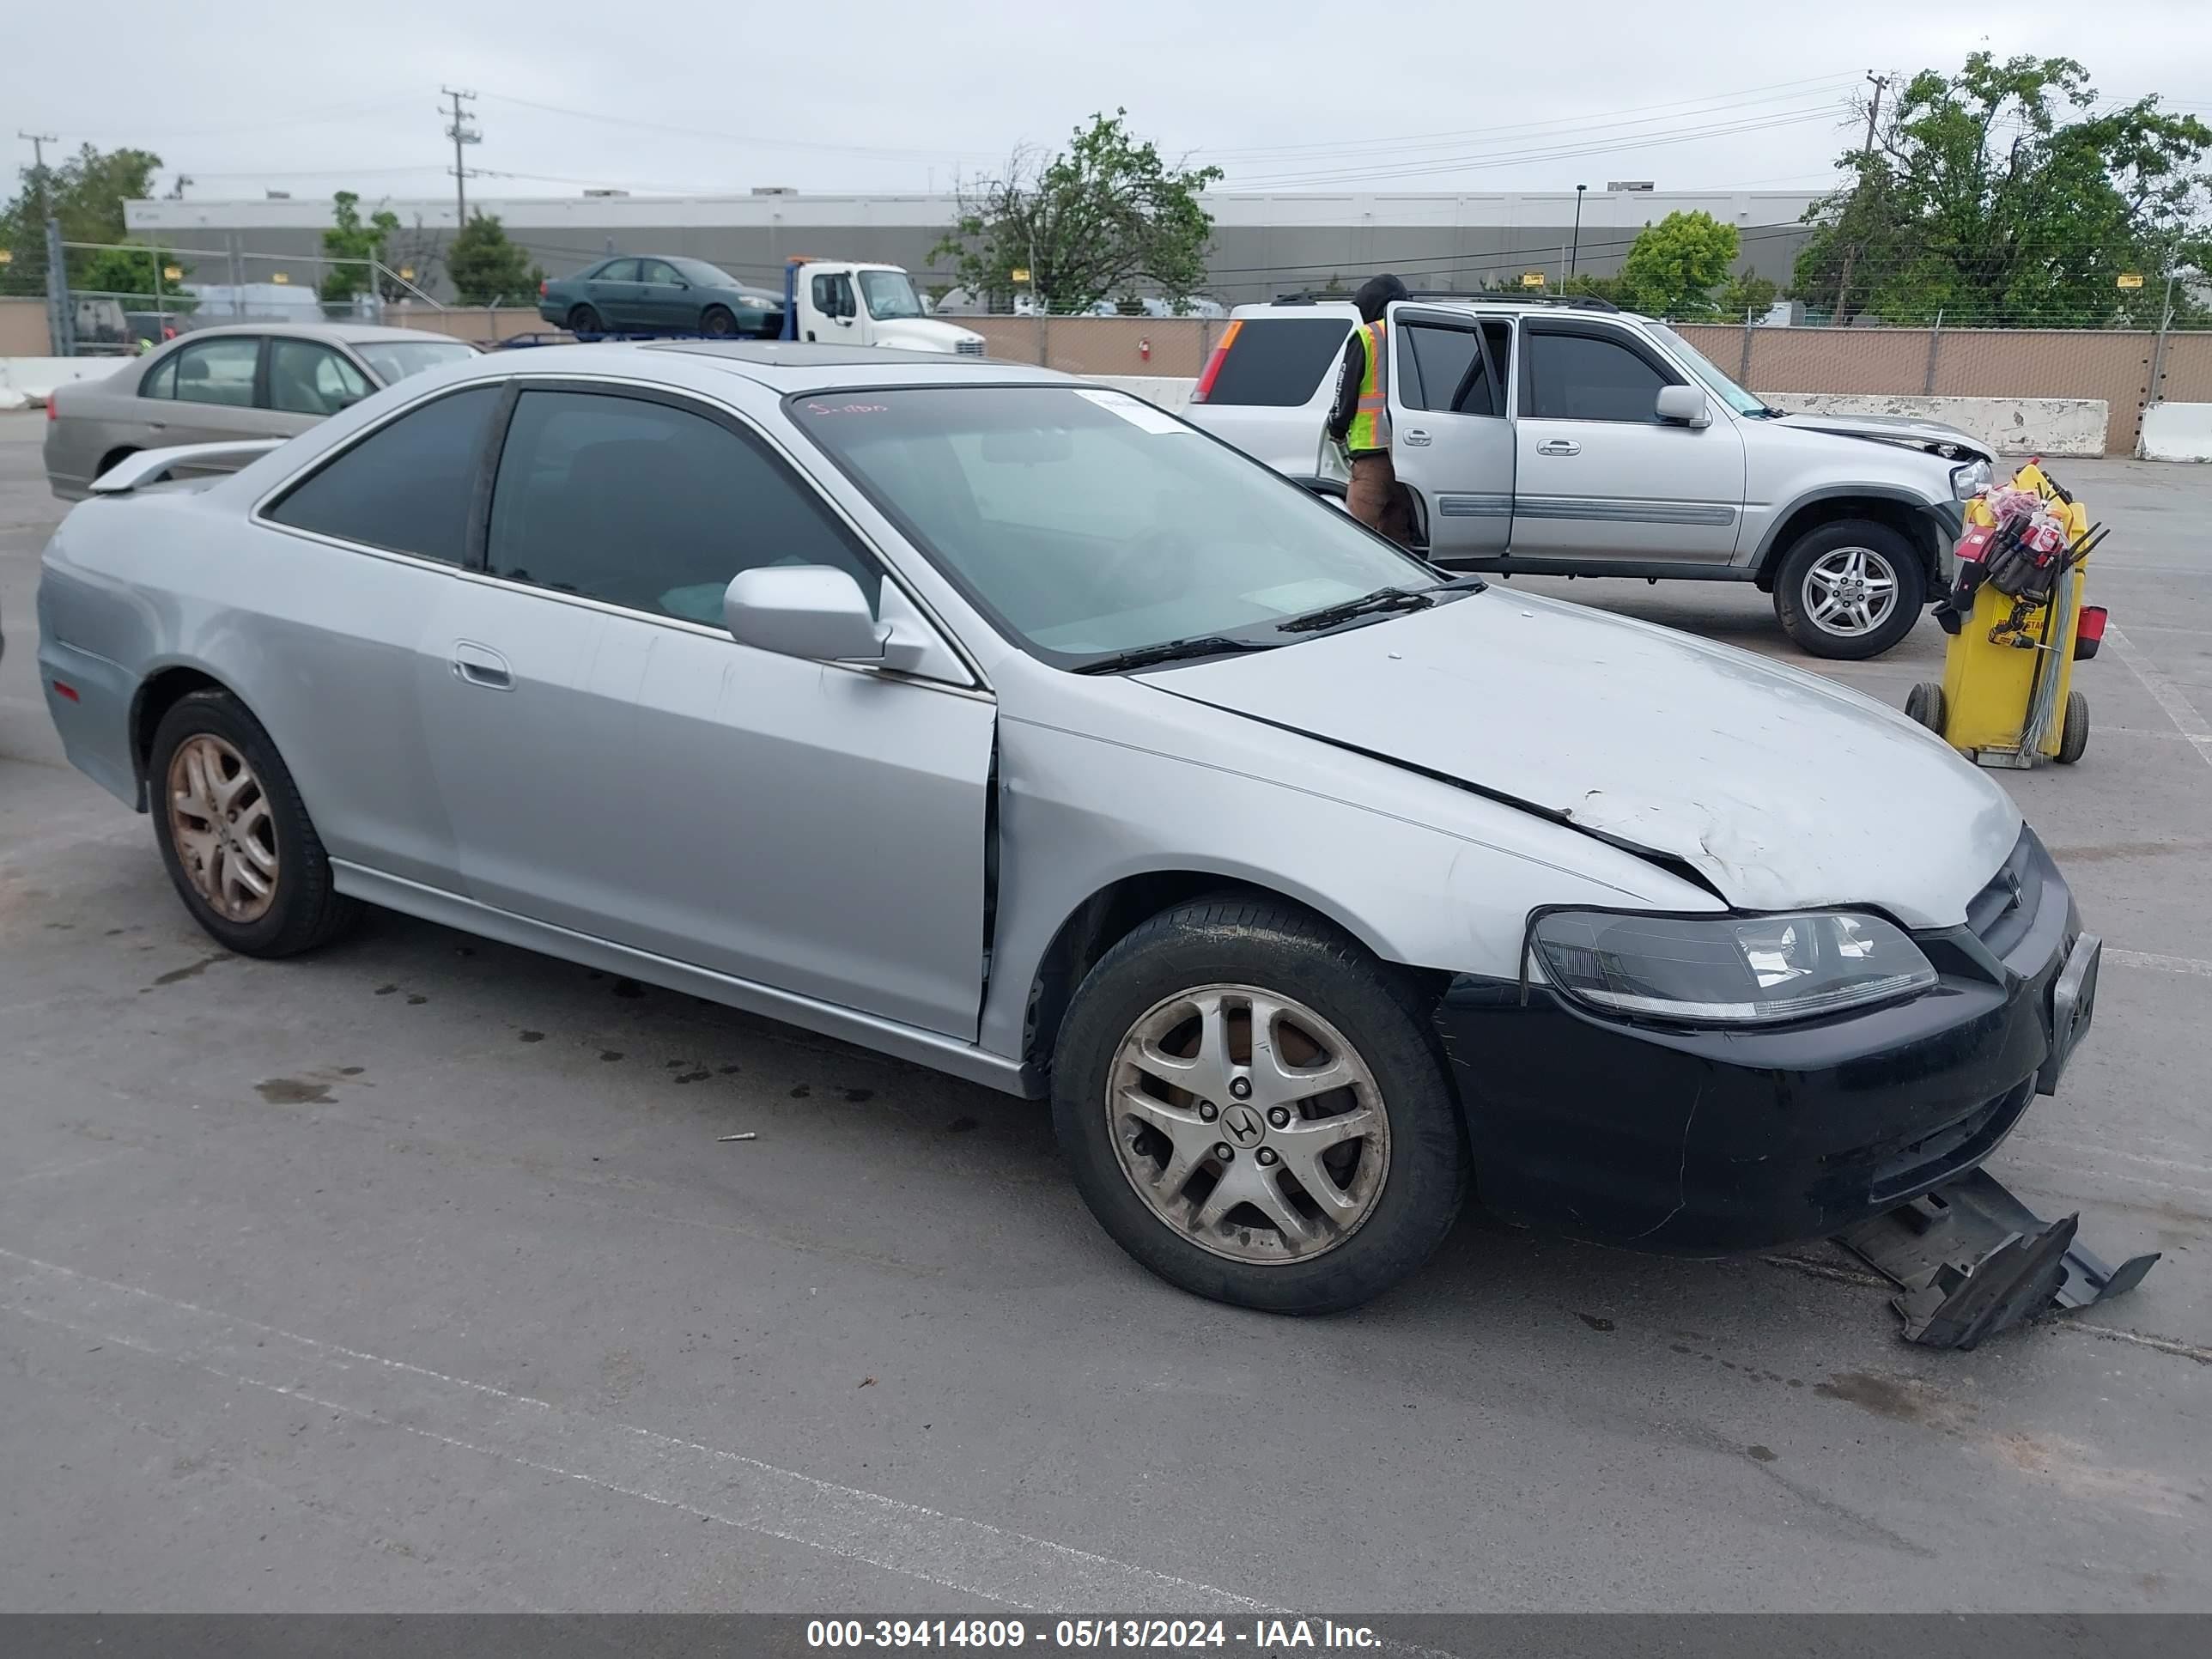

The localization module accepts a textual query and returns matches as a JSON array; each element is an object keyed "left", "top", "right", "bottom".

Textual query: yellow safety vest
[{"left": 1346, "top": 320, "right": 1390, "bottom": 453}]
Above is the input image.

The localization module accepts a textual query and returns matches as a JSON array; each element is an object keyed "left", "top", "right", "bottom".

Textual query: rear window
[{"left": 1201, "top": 317, "right": 1352, "bottom": 407}]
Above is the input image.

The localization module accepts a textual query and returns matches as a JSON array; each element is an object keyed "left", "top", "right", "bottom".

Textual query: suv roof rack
[{"left": 1269, "top": 290, "right": 1623, "bottom": 313}]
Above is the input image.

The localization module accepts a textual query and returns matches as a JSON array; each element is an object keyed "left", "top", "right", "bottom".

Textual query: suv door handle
[
  {"left": 1401, "top": 428, "right": 1432, "bottom": 447},
  {"left": 452, "top": 641, "right": 513, "bottom": 690},
  {"left": 1535, "top": 439, "right": 1581, "bottom": 457}
]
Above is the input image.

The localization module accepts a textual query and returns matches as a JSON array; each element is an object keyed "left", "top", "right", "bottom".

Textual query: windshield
[
  {"left": 1648, "top": 323, "right": 1771, "bottom": 416},
  {"left": 350, "top": 338, "right": 479, "bottom": 385},
  {"left": 792, "top": 386, "right": 1451, "bottom": 667},
  {"left": 674, "top": 258, "right": 743, "bottom": 289},
  {"left": 858, "top": 270, "right": 925, "bottom": 320}
]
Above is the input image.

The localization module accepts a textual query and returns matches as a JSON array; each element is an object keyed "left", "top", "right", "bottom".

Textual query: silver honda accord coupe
[{"left": 36, "top": 342, "right": 2100, "bottom": 1313}]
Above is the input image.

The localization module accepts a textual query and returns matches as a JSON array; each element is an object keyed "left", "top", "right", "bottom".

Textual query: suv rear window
[{"left": 1201, "top": 317, "right": 1352, "bottom": 406}]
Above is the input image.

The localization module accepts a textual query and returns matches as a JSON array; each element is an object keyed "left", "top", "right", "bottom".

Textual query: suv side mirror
[
  {"left": 723, "top": 565, "right": 926, "bottom": 672},
  {"left": 1655, "top": 385, "right": 1711, "bottom": 427}
]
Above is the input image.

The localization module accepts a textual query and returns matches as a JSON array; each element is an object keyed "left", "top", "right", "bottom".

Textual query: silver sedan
[
  {"left": 40, "top": 321, "right": 479, "bottom": 501},
  {"left": 35, "top": 342, "right": 2091, "bottom": 1313}
]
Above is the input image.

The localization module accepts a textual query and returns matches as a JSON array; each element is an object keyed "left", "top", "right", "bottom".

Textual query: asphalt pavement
[{"left": 2, "top": 410, "right": 2208, "bottom": 1613}]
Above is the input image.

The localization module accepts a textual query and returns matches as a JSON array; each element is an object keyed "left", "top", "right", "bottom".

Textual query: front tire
[
  {"left": 149, "top": 690, "right": 361, "bottom": 958},
  {"left": 1773, "top": 520, "right": 1927, "bottom": 659},
  {"left": 1051, "top": 896, "right": 1468, "bottom": 1314}
]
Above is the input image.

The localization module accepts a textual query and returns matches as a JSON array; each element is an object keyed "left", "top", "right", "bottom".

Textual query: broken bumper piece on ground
[{"left": 1837, "top": 1167, "right": 2159, "bottom": 1350}]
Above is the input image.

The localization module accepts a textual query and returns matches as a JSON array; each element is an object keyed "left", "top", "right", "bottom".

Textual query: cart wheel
[
  {"left": 2056, "top": 690, "right": 2090, "bottom": 765},
  {"left": 1904, "top": 682, "right": 1947, "bottom": 735}
]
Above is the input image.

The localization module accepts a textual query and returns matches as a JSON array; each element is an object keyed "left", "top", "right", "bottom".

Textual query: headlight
[
  {"left": 1951, "top": 458, "right": 1992, "bottom": 500},
  {"left": 1529, "top": 909, "right": 1936, "bottom": 1024}
]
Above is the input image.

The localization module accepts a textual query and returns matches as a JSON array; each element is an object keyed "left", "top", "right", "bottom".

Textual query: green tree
[
  {"left": 1614, "top": 210, "right": 1740, "bottom": 316},
  {"left": 1791, "top": 53, "right": 2212, "bottom": 326},
  {"left": 72, "top": 243, "right": 197, "bottom": 313},
  {"left": 1, "top": 143, "right": 165, "bottom": 298},
  {"left": 934, "top": 110, "right": 1223, "bottom": 313},
  {"left": 1719, "top": 270, "right": 1779, "bottom": 317},
  {"left": 319, "top": 191, "right": 401, "bottom": 304},
  {"left": 446, "top": 213, "right": 544, "bottom": 306}
]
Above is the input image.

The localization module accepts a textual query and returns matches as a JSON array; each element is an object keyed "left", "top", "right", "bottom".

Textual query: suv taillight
[
  {"left": 46, "top": 390, "right": 59, "bottom": 422},
  {"left": 538, "top": 279, "right": 548, "bottom": 297},
  {"left": 1192, "top": 319, "right": 1242, "bottom": 404}
]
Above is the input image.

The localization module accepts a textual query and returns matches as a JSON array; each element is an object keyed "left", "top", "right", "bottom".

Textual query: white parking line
[
  {"left": 2106, "top": 623, "right": 2212, "bottom": 769},
  {"left": 0, "top": 1248, "right": 1286, "bottom": 1617},
  {"left": 2106, "top": 947, "right": 2212, "bottom": 978}
]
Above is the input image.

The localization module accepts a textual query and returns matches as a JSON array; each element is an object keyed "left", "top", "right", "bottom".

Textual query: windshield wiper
[
  {"left": 1277, "top": 574, "right": 1485, "bottom": 635},
  {"left": 1071, "top": 635, "right": 1285, "bottom": 675}
]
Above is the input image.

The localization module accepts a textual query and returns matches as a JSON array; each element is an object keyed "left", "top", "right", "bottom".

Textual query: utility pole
[
  {"left": 1569, "top": 183, "right": 1587, "bottom": 276},
  {"left": 441, "top": 88, "right": 480, "bottom": 228},
  {"left": 1832, "top": 71, "right": 1889, "bottom": 326},
  {"left": 19, "top": 132, "right": 69, "bottom": 355}
]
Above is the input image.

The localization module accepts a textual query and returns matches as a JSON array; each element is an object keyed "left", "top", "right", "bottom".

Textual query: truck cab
[
  {"left": 780, "top": 261, "right": 986, "bottom": 356},
  {"left": 1183, "top": 295, "right": 1990, "bottom": 659}
]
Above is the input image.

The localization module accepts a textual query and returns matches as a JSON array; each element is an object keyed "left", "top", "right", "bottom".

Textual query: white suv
[{"left": 1182, "top": 295, "right": 1993, "bottom": 659}]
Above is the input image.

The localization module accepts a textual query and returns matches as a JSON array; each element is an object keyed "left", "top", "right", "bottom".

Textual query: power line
[
  {"left": 472, "top": 90, "right": 971, "bottom": 161},
  {"left": 443, "top": 87, "right": 480, "bottom": 225}
]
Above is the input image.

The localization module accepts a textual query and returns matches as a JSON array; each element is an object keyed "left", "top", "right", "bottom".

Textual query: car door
[
  {"left": 1510, "top": 319, "right": 1747, "bottom": 566},
  {"left": 633, "top": 258, "right": 692, "bottom": 330},
  {"left": 149, "top": 334, "right": 277, "bottom": 445},
  {"left": 1383, "top": 304, "right": 1515, "bottom": 560},
  {"left": 805, "top": 271, "right": 859, "bottom": 342},
  {"left": 418, "top": 381, "right": 994, "bottom": 1040},
  {"left": 264, "top": 336, "right": 374, "bottom": 420},
  {"left": 245, "top": 383, "right": 507, "bottom": 890},
  {"left": 585, "top": 258, "right": 641, "bottom": 328}
]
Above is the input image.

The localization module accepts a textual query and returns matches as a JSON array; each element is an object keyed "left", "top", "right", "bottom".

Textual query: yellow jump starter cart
[{"left": 1904, "top": 461, "right": 2106, "bottom": 769}]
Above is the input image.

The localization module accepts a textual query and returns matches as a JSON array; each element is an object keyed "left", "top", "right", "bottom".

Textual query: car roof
[
  {"left": 1231, "top": 297, "right": 1654, "bottom": 323},
  {"left": 158, "top": 321, "right": 477, "bottom": 348},
  {"left": 442, "top": 338, "right": 1068, "bottom": 395}
]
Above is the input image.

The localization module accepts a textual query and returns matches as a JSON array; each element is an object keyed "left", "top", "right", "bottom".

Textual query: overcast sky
[{"left": 8, "top": 1, "right": 2211, "bottom": 206}]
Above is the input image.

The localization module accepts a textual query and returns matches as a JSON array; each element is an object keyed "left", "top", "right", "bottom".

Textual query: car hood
[
  {"left": 872, "top": 318, "right": 985, "bottom": 352},
  {"left": 1139, "top": 592, "right": 2021, "bottom": 927},
  {"left": 1770, "top": 409, "right": 1990, "bottom": 461}
]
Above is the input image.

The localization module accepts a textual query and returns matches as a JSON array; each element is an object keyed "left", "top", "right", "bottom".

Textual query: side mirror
[
  {"left": 1656, "top": 385, "right": 1711, "bottom": 427},
  {"left": 723, "top": 565, "right": 926, "bottom": 672}
]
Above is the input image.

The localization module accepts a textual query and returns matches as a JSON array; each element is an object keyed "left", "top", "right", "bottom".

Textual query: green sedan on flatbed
[{"left": 538, "top": 256, "right": 785, "bottom": 337}]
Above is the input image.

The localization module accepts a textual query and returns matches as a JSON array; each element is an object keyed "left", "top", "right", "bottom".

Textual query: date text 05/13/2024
[{"left": 805, "top": 1620, "right": 1383, "bottom": 1650}]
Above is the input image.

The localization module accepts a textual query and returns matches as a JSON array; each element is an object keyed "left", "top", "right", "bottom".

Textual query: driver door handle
[
  {"left": 1401, "top": 428, "right": 1432, "bottom": 447},
  {"left": 1535, "top": 439, "right": 1581, "bottom": 457},
  {"left": 452, "top": 641, "right": 513, "bottom": 691}
]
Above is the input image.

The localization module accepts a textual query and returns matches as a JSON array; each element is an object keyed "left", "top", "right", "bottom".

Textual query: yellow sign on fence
[
  {"left": 2117, "top": 273, "right": 2145, "bottom": 289},
  {"left": 1521, "top": 272, "right": 1547, "bottom": 289},
  {"left": 1011, "top": 267, "right": 1031, "bottom": 283}
]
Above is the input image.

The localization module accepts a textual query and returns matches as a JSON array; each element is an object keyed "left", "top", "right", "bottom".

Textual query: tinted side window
[
  {"left": 595, "top": 259, "right": 639, "bottom": 283},
  {"left": 1401, "top": 325, "right": 1495, "bottom": 416},
  {"left": 1483, "top": 321, "right": 1514, "bottom": 390},
  {"left": 639, "top": 258, "right": 678, "bottom": 284},
  {"left": 265, "top": 386, "right": 501, "bottom": 563},
  {"left": 1202, "top": 317, "right": 1352, "bottom": 407},
  {"left": 139, "top": 353, "right": 179, "bottom": 399},
  {"left": 267, "top": 338, "right": 372, "bottom": 416},
  {"left": 485, "top": 390, "right": 879, "bottom": 625},
  {"left": 172, "top": 337, "right": 261, "bottom": 409},
  {"left": 1526, "top": 330, "right": 1674, "bottom": 422}
]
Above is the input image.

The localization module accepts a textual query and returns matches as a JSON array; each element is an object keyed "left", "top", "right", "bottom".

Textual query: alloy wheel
[
  {"left": 1802, "top": 544, "right": 1899, "bottom": 638},
  {"left": 167, "top": 733, "right": 278, "bottom": 922},
  {"left": 1106, "top": 984, "right": 1390, "bottom": 1265}
]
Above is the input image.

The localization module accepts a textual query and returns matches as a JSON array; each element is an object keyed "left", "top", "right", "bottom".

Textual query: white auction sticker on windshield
[{"left": 1073, "top": 387, "right": 1188, "bottom": 434}]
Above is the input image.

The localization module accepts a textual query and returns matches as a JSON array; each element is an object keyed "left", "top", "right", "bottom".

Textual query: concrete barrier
[
  {"left": 2137, "top": 402, "right": 2212, "bottom": 463},
  {"left": 1090, "top": 374, "right": 1196, "bottom": 410},
  {"left": 1768, "top": 392, "right": 2107, "bottom": 458},
  {"left": 0, "top": 356, "right": 130, "bottom": 410}
]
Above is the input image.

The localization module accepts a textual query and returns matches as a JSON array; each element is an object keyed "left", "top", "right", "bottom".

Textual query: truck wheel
[
  {"left": 2056, "top": 690, "right": 2090, "bottom": 764},
  {"left": 568, "top": 305, "right": 605, "bottom": 337},
  {"left": 1904, "top": 682, "right": 1947, "bottom": 734},
  {"left": 1773, "top": 520, "right": 1927, "bottom": 659},
  {"left": 149, "top": 690, "right": 362, "bottom": 958},
  {"left": 700, "top": 305, "right": 736, "bottom": 338},
  {"left": 1051, "top": 896, "right": 1468, "bottom": 1315}
]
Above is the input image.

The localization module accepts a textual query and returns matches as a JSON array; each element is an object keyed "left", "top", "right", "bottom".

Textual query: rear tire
[
  {"left": 149, "top": 690, "right": 362, "bottom": 958},
  {"left": 2056, "top": 690, "right": 2090, "bottom": 764},
  {"left": 701, "top": 305, "right": 737, "bottom": 338},
  {"left": 1050, "top": 896, "right": 1468, "bottom": 1315},
  {"left": 568, "top": 304, "right": 605, "bottom": 337},
  {"left": 1773, "top": 520, "right": 1927, "bottom": 659}
]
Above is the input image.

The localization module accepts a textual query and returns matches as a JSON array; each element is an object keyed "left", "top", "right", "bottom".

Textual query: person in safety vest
[{"left": 1328, "top": 273, "right": 1412, "bottom": 544}]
